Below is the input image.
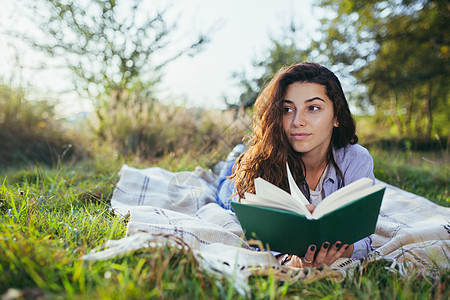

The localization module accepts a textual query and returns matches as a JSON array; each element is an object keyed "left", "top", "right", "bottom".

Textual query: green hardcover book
[{"left": 231, "top": 163, "right": 386, "bottom": 257}]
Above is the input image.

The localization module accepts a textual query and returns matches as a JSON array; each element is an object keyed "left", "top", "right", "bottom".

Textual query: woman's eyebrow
[
  {"left": 306, "top": 97, "right": 325, "bottom": 102},
  {"left": 283, "top": 97, "right": 325, "bottom": 103}
]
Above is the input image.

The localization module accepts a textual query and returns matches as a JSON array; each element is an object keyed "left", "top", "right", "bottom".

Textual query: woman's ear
[{"left": 334, "top": 119, "right": 339, "bottom": 127}]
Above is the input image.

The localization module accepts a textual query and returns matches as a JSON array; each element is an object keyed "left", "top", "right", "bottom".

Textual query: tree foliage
[
  {"left": 313, "top": 0, "right": 449, "bottom": 139},
  {"left": 230, "top": 23, "right": 312, "bottom": 109},
  {"left": 11, "top": 0, "right": 209, "bottom": 142}
]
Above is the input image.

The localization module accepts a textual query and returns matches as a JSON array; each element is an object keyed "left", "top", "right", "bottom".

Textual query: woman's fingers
[
  {"left": 314, "top": 241, "right": 349, "bottom": 266},
  {"left": 325, "top": 241, "right": 348, "bottom": 265},
  {"left": 303, "top": 244, "right": 316, "bottom": 265},
  {"left": 314, "top": 242, "right": 330, "bottom": 265},
  {"left": 279, "top": 241, "right": 352, "bottom": 268},
  {"left": 327, "top": 241, "right": 342, "bottom": 259}
]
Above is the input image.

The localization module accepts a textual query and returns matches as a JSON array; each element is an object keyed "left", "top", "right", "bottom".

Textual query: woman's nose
[{"left": 293, "top": 111, "right": 306, "bottom": 127}]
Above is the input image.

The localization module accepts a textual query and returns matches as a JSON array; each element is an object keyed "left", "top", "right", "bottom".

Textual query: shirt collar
[{"left": 323, "top": 146, "right": 340, "bottom": 184}]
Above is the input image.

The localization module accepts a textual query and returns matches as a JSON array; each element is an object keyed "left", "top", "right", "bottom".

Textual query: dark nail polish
[
  {"left": 323, "top": 242, "right": 329, "bottom": 249},
  {"left": 309, "top": 245, "right": 316, "bottom": 251},
  {"left": 345, "top": 245, "right": 349, "bottom": 250},
  {"left": 336, "top": 242, "right": 342, "bottom": 248}
]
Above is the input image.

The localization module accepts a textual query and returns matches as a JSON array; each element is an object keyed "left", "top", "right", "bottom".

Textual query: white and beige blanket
[{"left": 83, "top": 164, "right": 450, "bottom": 293}]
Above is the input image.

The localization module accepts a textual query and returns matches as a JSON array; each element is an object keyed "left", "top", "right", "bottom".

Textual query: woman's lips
[{"left": 291, "top": 132, "right": 311, "bottom": 140}]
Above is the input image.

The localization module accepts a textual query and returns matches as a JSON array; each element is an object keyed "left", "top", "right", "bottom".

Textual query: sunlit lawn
[{"left": 0, "top": 147, "right": 448, "bottom": 299}]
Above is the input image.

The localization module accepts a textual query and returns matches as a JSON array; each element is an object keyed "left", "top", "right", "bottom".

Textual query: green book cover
[{"left": 231, "top": 187, "right": 385, "bottom": 257}]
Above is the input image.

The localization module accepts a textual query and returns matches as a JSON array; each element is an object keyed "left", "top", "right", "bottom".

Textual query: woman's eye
[
  {"left": 284, "top": 107, "right": 294, "bottom": 113},
  {"left": 308, "top": 105, "right": 320, "bottom": 112}
]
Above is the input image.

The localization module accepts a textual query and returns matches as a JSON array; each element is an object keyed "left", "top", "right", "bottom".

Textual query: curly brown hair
[{"left": 231, "top": 62, "right": 358, "bottom": 200}]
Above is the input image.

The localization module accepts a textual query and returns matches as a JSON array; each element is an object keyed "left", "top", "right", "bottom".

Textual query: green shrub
[
  {"left": 0, "top": 83, "right": 84, "bottom": 168},
  {"left": 97, "top": 100, "right": 252, "bottom": 164}
]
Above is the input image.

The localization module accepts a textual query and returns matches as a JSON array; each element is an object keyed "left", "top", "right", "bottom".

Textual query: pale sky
[
  {"left": 159, "top": 0, "right": 319, "bottom": 109},
  {"left": 0, "top": 0, "right": 320, "bottom": 115}
]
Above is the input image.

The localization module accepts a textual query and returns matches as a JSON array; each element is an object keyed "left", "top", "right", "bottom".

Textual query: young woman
[{"left": 216, "top": 62, "right": 375, "bottom": 267}]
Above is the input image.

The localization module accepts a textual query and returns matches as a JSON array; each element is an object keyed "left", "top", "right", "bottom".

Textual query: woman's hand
[
  {"left": 277, "top": 206, "right": 354, "bottom": 267},
  {"left": 278, "top": 241, "right": 354, "bottom": 268},
  {"left": 305, "top": 204, "right": 315, "bottom": 214}
]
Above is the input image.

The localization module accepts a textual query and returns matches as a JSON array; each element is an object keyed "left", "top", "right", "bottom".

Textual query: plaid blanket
[{"left": 83, "top": 164, "right": 450, "bottom": 293}]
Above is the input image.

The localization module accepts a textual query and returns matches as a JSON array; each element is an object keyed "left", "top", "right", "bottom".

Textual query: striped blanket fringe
[{"left": 83, "top": 165, "right": 450, "bottom": 295}]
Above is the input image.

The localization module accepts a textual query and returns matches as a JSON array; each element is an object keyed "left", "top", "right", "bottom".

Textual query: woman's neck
[{"left": 304, "top": 156, "right": 329, "bottom": 191}]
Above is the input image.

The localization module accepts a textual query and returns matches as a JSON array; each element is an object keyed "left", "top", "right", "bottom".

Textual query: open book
[
  {"left": 231, "top": 163, "right": 385, "bottom": 257},
  {"left": 241, "top": 163, "right": 383, "bottom": 220}
]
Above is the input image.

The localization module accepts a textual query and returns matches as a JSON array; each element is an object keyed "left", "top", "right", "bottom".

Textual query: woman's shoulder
[
  {"left": 334, "top": 143, "right": 372, "bottom": 162},
  {"left": 332, "top": 143, "right": 375, "bottom": 183}
]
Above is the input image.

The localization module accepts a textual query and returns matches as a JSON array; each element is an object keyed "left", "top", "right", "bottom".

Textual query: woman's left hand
[{"left": 280, "top": 241, "right": 354, "bottom": 268}]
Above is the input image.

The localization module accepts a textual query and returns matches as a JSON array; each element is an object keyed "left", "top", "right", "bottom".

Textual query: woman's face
[{"left": 282, "top": 82, "right": 338, "bottom": 160}]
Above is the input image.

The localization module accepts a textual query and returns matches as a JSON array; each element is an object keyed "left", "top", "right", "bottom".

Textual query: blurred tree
[
  {"left": 230, "top": 22, "right": 312, "bottom": 109},
  {"left": 312, "top": 0, "right": 449, "bottom": 140},
  {"left": 11, "top": 0, "right": 209, "bottom": 141},
  {"left": 0, "top": 82, "right": 76, "bottom": 166}
]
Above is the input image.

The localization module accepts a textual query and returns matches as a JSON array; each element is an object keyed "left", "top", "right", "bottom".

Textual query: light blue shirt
[{"left": 215, "top": 143, "right": 376, "bottom": 260}]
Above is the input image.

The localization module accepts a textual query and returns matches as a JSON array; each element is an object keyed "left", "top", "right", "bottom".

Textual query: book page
[
  {"left": 315, "top": 177, "right": 373, "bottom": 210},
  {"left": 312, "top": 183, "right": 382, "bottom": 219},
  {"left": 242, "top": 192, "right": 309, "bottom": 216},
  {"left": 286, "top": 162, "right": 310, "bottom": 206},
  {"left": 253, "top": 177, "right": 312, "bottom": 218},
  {"left": 314, "top": 185, "right": 383, "bottom": 219}
]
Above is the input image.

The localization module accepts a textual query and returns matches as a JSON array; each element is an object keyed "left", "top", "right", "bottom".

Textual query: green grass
[
  {"left": 370, "top": 146, "right": 449, "bottom": 206},
  {"left": 1, "top": 148, "right": 449, "bottom": 299}
]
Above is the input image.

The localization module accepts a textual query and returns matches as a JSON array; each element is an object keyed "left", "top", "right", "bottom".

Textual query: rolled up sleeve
[
  {"left": 341, "top": 147, "right": 376, "bottom": 185},
  {"left": 351, "top": 236, "right": 373, "bottom": 259}
]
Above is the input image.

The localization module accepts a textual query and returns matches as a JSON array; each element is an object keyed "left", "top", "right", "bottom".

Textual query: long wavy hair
[{"left": 232, "top": 62, "right": 358, "bottom": 200}]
